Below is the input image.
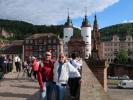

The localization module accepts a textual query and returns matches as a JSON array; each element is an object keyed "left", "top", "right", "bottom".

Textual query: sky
[{"left": 0, "top": 0, "right": 132, "bottom": 28}]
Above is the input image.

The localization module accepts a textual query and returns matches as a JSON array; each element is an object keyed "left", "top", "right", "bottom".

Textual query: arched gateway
[{"left": 68, "top": 33, "right": 85, "bottom": 58}]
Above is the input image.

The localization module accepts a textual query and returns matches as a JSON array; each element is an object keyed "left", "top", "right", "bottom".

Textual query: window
[
  {"left": 44, "top": 40, "right": 47, "bottom": 44},
  {"left": 38, "top": 39, "right": 43, "bottom": 44},
  {"left": 26, "top": 40, "right": 29, "bottom": 44},
  {"left": 48, "top": 39, "right": 51, "bottom": 43},
  {"left": 30, "top": 40, "right": 33, "bottom": 44},
  {"left": 128, "top": 38, "right": 131, "bottom": 41},
  {"left": 65, "top": 36, "right": 68, "bottom": 38},
  {"left": 86, "top": 36, "right": 89, "bottom": 37},
  {"left": 122, "top": 83, "right": 126, "bottom": 85},
  {"left": 53, "top": 39, "right": 56, "bottom": 43}
]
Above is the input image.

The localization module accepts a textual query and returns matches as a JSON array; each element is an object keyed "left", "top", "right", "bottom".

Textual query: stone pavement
[
  {"left": 0, "top": 72, "right": 39, "bottom": 100},
  {"left": 0, "top": 72, "right": 75, "bottom": 100}
]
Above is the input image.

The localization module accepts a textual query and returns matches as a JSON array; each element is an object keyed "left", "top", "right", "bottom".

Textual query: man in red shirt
[{"left": 37, "top": 52, "right": 55, "bottom": 100}]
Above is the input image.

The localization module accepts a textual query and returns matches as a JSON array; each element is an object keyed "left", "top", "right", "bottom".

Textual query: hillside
[
  {"left": 0, "top": 19, "right": 80, "bottom": 40},
  {"left": 0, "top": 19, "right": 133, "bottom": 41},
  {"left": 100, "top": 23, "right": 133, "bottom": 41}
]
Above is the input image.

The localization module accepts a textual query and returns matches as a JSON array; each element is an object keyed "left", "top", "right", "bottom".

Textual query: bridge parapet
[{"left": 80, "top": 61, "right": 112, "bottom": 100}]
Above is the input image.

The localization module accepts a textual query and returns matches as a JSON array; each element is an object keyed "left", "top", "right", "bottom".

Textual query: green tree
[{"left": 116, "top": 49, "right": 128, "bottom": 64}]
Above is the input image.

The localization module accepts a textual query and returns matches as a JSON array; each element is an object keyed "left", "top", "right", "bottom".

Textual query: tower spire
[
  {"left": 64, "top": 8, "right": 73, "bottom": 28},
  {"left": 85, "top": 7, "right": 87, "bottom": 16},
  {"left": 67, "top": 8, "right": 69, "bottom": 18},
  {"left": 92, "top": 14, "right": 101, "bottom": 46},
  {"left": 81, "top": 7, "right": 91, "bottom": 27},
  {"left": 93, "top": 14, "right": 98, "bottom": 32}
]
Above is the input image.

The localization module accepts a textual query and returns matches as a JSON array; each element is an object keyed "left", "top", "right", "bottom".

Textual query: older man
[{"left": 53, "top": 53, "right": 81, "bottom": 100}]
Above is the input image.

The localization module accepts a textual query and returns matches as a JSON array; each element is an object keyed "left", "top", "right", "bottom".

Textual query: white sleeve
[
  {"left": 67, "top": 62, "right": 80, "bottom": 77},
  {"left": 71, "top": 60, "right": 82, "bottom": 69}
]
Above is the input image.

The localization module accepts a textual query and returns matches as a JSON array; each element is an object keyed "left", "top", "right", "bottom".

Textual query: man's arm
[{"left": 37, "top": 65, "right": 44, "bottom": 90}]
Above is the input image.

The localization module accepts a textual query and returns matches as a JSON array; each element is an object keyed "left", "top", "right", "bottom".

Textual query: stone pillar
[
  {"left": 80, "top": 61, "right": 112, "bottom": 100},
  {"left": 87, "top": 60, "right": 108, "bottom": 92},
  {"left": 93, "top": 66, "right": 107, "bottom": 92}
]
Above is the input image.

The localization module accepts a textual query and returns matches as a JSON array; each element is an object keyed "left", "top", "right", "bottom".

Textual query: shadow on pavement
[
  {"left": 0, "top": 91, "right": 40, "bottom": 100},
  {"left": 26, "top": 90, "right": 40, "bottom": 100},
  {"left": 10, "top": 84, "right": 39, "bottom": 89},
  {"left": 0, "top": 92, "right": 32, "bottom": 98}
]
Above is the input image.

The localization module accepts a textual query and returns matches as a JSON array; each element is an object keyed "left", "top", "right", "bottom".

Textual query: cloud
[
  {"left": 122, "top": 20, "right": 133, "bottom": 23},
  {"left": 0, "top": 0, "right": 119, "bottom": 25}
]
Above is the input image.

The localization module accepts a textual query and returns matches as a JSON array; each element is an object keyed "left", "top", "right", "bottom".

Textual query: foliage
[
  {"left": 116, "top": 49, "right": 128, "bottom": 64},
  {"left": 0, "top": 19, "right": 80, "bottom": 40},
  {"left": 100, "top": 23, "right": 133, "bottom": 41}
]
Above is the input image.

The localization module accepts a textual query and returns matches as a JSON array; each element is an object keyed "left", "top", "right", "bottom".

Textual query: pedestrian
[
  {"left": 7, "top": 58, "right": 13, "bottom": 72},
  {"left": 53, "top": 53, "right": 81, "bottom": 100},
  {"left": 0, "top": 55, "right": 5, "bottom": 80},
  {"left": 31, "top": 57, "right": 39, "bottom": 81},
  {"left": 37, "top": 51, "right": 55, "bottom": 100},
  {"left": 14, "top": 56, "right": 21, "bottom": 72},
  {"left": 68, "top": 53, "right": 82, "bottom": 99}
]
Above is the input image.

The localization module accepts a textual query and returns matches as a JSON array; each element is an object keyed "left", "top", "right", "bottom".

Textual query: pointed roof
[
  {"left": 93, "top": 14, "right": 99, "bottom": 30},
  {"left": 92, "top": 14, "right": 101, "bottom": 44},
  {"left": 64, "top": 13, "right": 73, "bottom": 28},
  {"left": 81, "top": 14, "right": 91, "bottom": 27}
]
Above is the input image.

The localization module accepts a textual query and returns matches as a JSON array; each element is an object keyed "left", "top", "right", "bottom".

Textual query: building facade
[
  {"left": 23, "top": 33, "right": 62, "bottom": 60},
  {"left": 100, "top": 35, "right": 133, "bottom": 64},
  {"left": 68, "top": 33, "right": 85, "bottom": 58},
  {"left": 0, "top": 28, "right": 13, "bottom": 38}
]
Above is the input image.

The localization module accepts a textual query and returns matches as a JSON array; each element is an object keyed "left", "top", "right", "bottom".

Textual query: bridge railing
[{"left": 80, "top": 61, "right": 113, "bottom": 100}]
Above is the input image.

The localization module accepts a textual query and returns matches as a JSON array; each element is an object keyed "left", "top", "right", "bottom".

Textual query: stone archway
[{"left": 68, "top": 36, "right": 85, "bottom": 58}]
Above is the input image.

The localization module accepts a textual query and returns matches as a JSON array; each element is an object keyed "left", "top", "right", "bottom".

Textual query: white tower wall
[
  {"left": 63, "top": 28, "right": 73, "bottom": 43},
  {"left": 81, "top": 27, "right": 92, "bottom": 59},
  {"left": 63, "top": 27, "right": 73, "bottom": 56}
]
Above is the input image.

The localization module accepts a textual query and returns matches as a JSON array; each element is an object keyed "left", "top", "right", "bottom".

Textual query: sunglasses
[
  {"left": 46, "top": 54, "right": 51, "bottom": 56},
  {"left": 59, "top": 56, "right": 64, "bottom": 58}
]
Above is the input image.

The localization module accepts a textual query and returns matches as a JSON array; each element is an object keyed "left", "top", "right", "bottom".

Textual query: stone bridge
[{"left": 0, "top": 61, "right": 113, "bottom": 100}]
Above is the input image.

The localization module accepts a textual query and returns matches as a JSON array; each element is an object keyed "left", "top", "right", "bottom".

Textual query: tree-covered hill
[
  {"left": 0, "top": 19, "right": 80, "bottom": 40},
  {"left": 1, "top": 19, "right": 133, "bottom": 41},
  {"left": 100, "top": 23, "right": 133, "bottom": 41}
]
